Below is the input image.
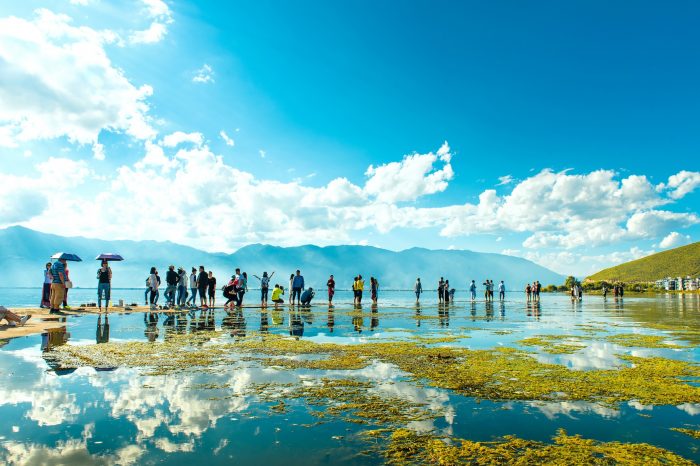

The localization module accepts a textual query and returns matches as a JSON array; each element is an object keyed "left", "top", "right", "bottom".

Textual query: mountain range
[{"left": 0, "top": 226, "right": 565, "bottom": 289}]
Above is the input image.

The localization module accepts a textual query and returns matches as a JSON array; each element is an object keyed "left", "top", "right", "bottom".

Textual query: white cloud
[
  {"left": 129, "top": 21, "right": 167, "bottom": 44},
  {"left": 92, "top": 142, "right": 105, "bottom": 161},
  {"left": 193, "top": 64, "right": 214, "bottom": 84},
  {"left": 129, "top": 0, "right": 173, "bottom": 44},
  {"left": 0, "top": 9, "right": 156, "bottom": 147},
  {"left": 1, "top": 130, "right": 697, "bottom": 266},
  {"left": 661, "top": 170, "right": 700, "bottom": 200},
  {"left": 496, "top": 175, "right": 513, "bottom": 186},
  {"left": 364, "top": 141, "right": 453, "bottom": 203},
  {"left": 659, "top": 231, "right": 691, "bottom": 249},
  {"left": 219, "top": 130, "right": 234, "bottom": 147},
  {"left": 160, "top": 131, "right": 204, "bottom": 148},
  {"left": 258, "top": 149, "right": 266, "bottom": 158}
]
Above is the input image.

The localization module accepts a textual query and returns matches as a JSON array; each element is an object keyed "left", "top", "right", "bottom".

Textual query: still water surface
[{"left": 1, "top": 292, "right": 699, "bottom": 464}]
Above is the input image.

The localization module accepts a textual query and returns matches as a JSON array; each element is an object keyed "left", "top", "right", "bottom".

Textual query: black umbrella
[
  {"left": 96, "top": 253, "right": 124, "bottom": 261},
  {"left": 51, "top": 252, "right": 82, "bottom": 262}
]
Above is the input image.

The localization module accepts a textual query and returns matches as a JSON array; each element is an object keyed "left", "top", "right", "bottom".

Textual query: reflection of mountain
[{"left": 0, "top": 226, "right": 564, "bottom": 289}]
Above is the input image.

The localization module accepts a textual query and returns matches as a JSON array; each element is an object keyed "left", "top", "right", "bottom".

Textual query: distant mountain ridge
[
  {"left": 0, "top": 226, "right": 565, "bottom": 290},
  {"left": 586, "top": 242, "right": 700, "bottom": 283}
]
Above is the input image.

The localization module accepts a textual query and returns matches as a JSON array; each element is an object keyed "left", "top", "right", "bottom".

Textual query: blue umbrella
[
  {"left": 51, "top": 252, "right": 82, "bottom": 262},
  {"left": 96, "top": 253, "right": 124, "bottom": 261}
]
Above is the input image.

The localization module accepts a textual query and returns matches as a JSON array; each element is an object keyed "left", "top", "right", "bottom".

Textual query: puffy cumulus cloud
[
  {"left": 659, "top": 231, "right": 692, "bottom": 249},
  {"left": 0, "top": 9, "right": 155, "bottom": 148},
  {"left": 517, "top": 247, "right": 655, "bottom": 277},
  {"left": 161, "top": 131, "right": 204, "bottom": 148},
  {"left": 364, "top": 141, "right": 453, "bottom": 203},
  {"left": 129, "top": 0, "right": 173, "bottom": 44},
  {"left": 659, "top": 170, "right": 700, "bottom": 200},
  {"left": 626, "top": 210, "right": 699, "bottom": 239},
  {"left": 439, "top": 169, "right": 696, "bottom": 249},
  {"left": 3, "top": 134, "right": 698, "bottom": 258}
]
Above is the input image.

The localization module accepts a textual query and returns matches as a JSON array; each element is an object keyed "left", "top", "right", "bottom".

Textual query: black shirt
[
  {"left": 198, "top": 271, "right": 209, "bottom": 288},
  {"left": 166, "top": 270, "right": 178, "bottom": 286}
]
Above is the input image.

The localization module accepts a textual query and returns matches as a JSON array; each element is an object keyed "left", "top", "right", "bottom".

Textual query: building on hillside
[{"left": 657, "top": 276, "right": 699, "bottom": 291}]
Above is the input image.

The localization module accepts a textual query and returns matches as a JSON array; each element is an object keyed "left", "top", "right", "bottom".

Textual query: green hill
[{"left": 586, "top": 242, "right": 700, "bottom": 283}]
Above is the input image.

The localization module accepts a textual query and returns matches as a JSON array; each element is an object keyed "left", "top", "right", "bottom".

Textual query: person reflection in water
[
  {"left": 42, "top": 326, "right": 69, "bottom": 351},
  {"left": 485, "top": 301, "right": 494, "bottom": 321},
  {"left": 290, "top": 309, "right": 304, "bottom": 339},
  {"left": 438, "top": 306, "right": 449, "bottom": 327},
  {"left": 353, "top": 311, "right": 364, "bottom": 333},
  {"left": 371, "top": 308, "right": 379, "bottom": 332},
  {"left": 260, "top": 310, "right": 269, "bottom": 334},
  {"left": 144, "top": 312, "right": 159, "bottom": 342},
  {"left": 327, "top": 307, "right": 335, "bottom": 333},
  {"left": 470, "top": 301, "right": 477, "bottom": 321},
  {"left": 96, "top": 313, "right": 109, "bottom": 344},
  {"left": 414, "top": 304, "right": 422, "bottom": 327}
]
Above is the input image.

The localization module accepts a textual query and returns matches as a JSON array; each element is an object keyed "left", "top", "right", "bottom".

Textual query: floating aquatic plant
[{"left": 384, "top": 428, "right": 695, "bottom": 465}]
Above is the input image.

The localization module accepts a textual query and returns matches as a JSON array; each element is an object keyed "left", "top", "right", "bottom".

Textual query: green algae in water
[
  {"left": 384, "top": 428, "right": 695, "bottom": 465},
  {"left": 671, "top": 428, "right": 700, "bottom": 439},
  {"left": 50, "top": 333, "right": 700, "bottom": 406},
  {"left": 607, "top": 333, "right": 690, "bottom": 349},
  {"left": 518, "top": 335, "right": 587, "bottom": 354}
]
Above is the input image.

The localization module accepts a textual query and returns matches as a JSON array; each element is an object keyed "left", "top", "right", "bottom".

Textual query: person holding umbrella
[
  {"left": 48, "top": 252, "right": 81, "bottom": 313},
  {"left": 96, "top": 260, "right": 112, "bottom": 312},
  {"left": 49, "top": 258, "right": 67, "bottom": 314},
  {"left": 95, "top": 254, "right": 122, "bottom": 312}
]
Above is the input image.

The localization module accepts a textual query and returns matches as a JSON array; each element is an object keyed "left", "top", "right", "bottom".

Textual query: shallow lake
[{"left": 1, "top": 292, "right": 699, "bottom": 464}]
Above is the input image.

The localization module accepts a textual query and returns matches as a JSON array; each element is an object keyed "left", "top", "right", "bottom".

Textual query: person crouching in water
[
  {"left": 300, "top": 287, "right": 315, "bottom": 306},
  {"left": 271, "top": 285, "right": 285, "bottom": 308}
]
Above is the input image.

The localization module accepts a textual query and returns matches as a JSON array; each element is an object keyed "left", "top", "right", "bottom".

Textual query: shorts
[
  {"left": 208, "top": 287, "right": 216, "bottom": 298},
  {"left": 198, "top": 287, "right": 207, "bottom": 299}
]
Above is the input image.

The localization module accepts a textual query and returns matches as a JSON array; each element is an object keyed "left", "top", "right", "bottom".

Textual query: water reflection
[
  {"left": 96, "top": 314, "right": 109, "bottom": 344},
  {"left": 289, "top": 310, "right": 303, "bottom": 338},
  {"left": 1, "top": 294, "right": 700, "bottom": 464}
]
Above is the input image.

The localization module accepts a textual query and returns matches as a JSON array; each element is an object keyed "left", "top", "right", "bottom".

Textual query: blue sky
[{"left": 0, "top": 0, "right": 698, "bottom": 276}]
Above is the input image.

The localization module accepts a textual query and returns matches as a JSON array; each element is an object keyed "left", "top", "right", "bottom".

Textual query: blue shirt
[
  {"left": 292, "top": 275, "right": 304, "bottom": 289},
  {"left": 50, "top": 261, "right": 65, "bottom": 284}
]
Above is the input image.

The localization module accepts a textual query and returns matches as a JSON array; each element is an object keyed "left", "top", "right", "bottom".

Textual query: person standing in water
[
  {"left": 525, "top": 283, "right": 532, "bottom": 302},
  {"left": 289, "top": 274, "right": 295, "bottom": 304},
  {"left": 148, "top": 267, "right": 159, "bottom": 309},
  {"left": 443, "top": 279, "right": 450, "bottom": 304},
  {"left": 370, "top": 277, "right": 379, "bottom": 304},
  {"left": 498, "top": 280, "right": 505, "bottom": 301},
  {"left": 327, "top": 274, "right": 335, "bottom": 305},
  {"left": 187, "top": 267, "right": 198, "bottom": 307},
  {"left": 97, "top": 260, "right": 112, "bottom": 312},
  {"left": 197, "top": 266, "right": 209, "bottom": 308},
  {"left": 356, "top": 275, "right": 365, "bottom": 304},
  {"left": 438, "top": 277, "right": 445, "bottom": 304},
  {"left": 253, "top": 271, "right": 274, "bottom": 307},
  {"left": 177, "top": 267, "right": 188, "bottom": 307},
  {"left": 414, "top": 278, "right": 422, "bottom": 303},
  {"left": 469, "top": 280, "right": 477, "bottom": 301},
  {"left": 208, "top": 271, "right": 217, "bottom": 308},
  {"left": 291, "top": 270, "right": 304, "bottom": 305},
  {"left": 41, "top": 262, "right": 52, "bottom": 308}
]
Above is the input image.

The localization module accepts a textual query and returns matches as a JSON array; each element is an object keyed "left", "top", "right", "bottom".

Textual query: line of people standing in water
[{"left": 71, "top": 262, "right": 546, "bottom": 311}]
